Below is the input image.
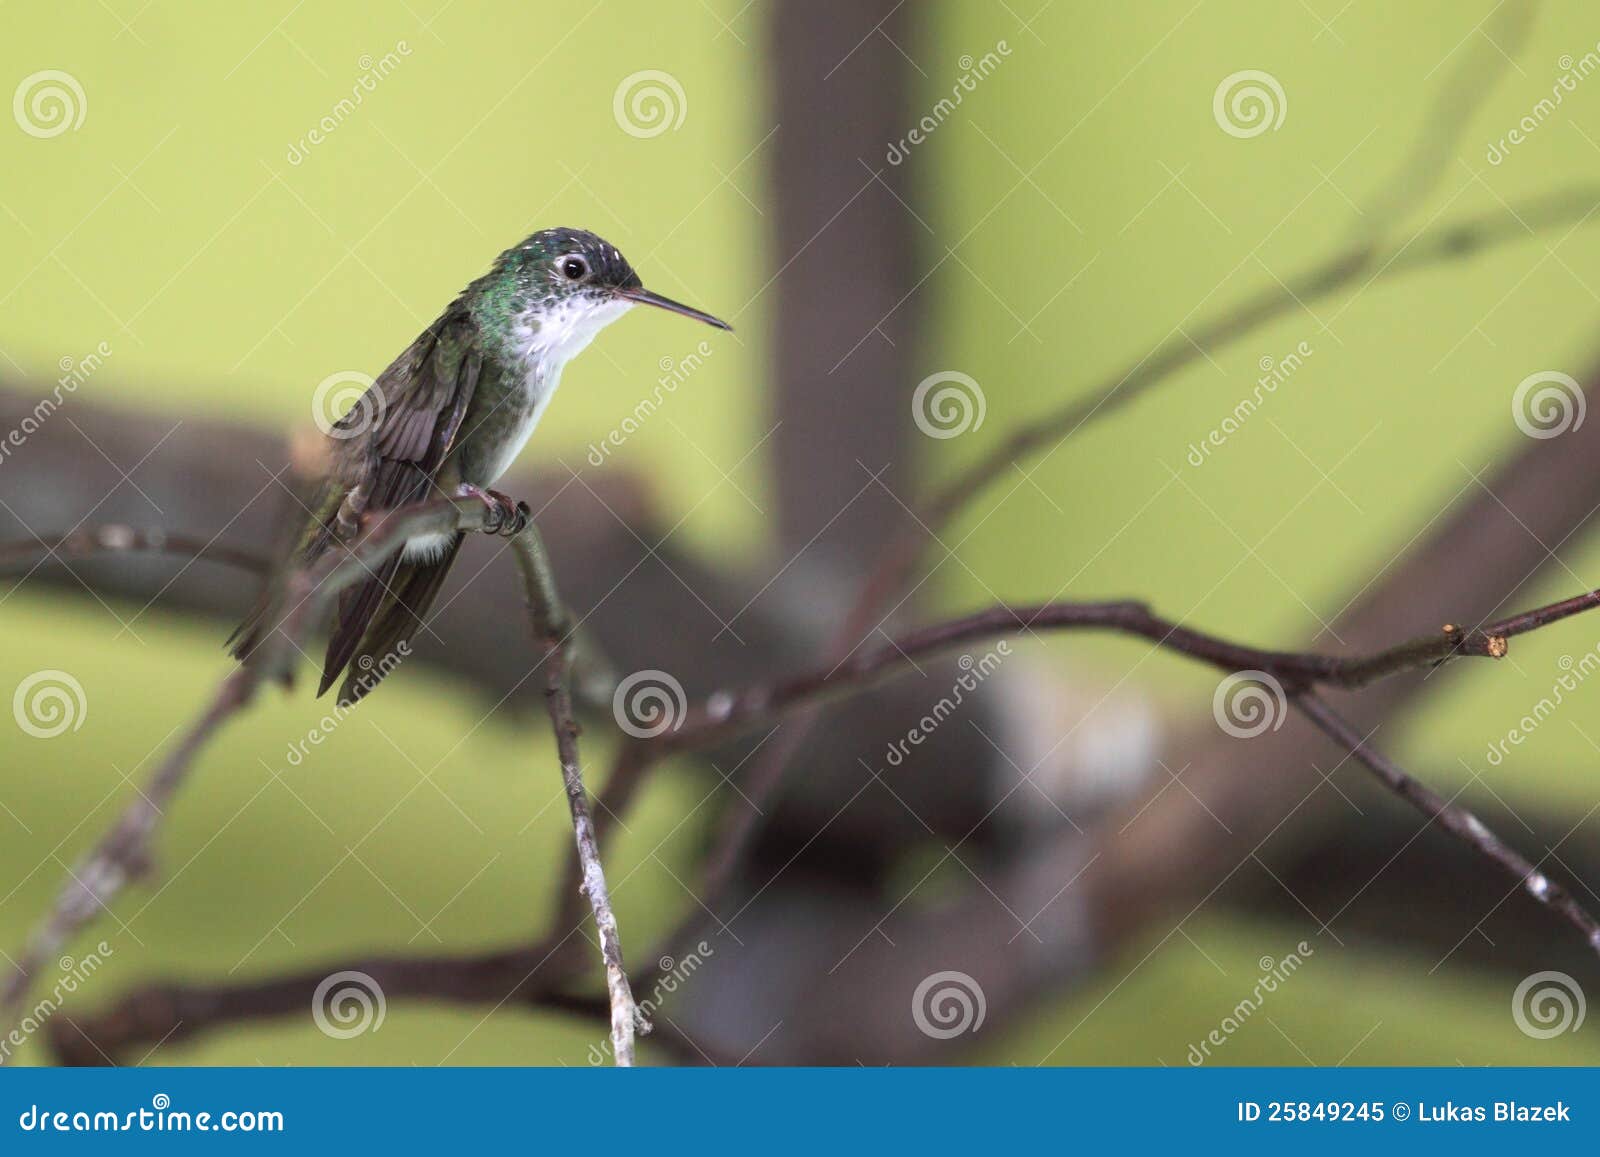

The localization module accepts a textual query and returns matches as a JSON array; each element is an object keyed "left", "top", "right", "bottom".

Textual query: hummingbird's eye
[{"left": 559, "top": 256, "right": 588, "bottom": 281}]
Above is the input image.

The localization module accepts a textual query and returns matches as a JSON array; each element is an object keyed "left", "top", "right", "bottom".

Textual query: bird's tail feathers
[{"left": 324, "top": 533, "right": 464, "bottom": 706}]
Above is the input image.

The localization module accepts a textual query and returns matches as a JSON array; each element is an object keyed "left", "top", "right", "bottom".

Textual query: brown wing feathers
[{"left": 307, "top": 323, "right": 479, "bottom": 704}]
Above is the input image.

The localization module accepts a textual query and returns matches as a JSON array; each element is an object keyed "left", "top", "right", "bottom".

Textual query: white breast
[
  {"left": 490, "top": 295, "right": 636, "bottom": 480},
  {"left": 522, "top": 295, "right": 635, "bottom": 365}
]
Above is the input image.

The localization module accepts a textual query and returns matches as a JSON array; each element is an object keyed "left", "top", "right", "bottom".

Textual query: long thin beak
[{"left": 618, "top": 286, "right": 733, "bottom": 331}]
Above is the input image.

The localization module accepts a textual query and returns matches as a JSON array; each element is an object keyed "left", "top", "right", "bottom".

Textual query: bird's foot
[{"left": 456, "top": 484, "right": 531, "bottom": 537}]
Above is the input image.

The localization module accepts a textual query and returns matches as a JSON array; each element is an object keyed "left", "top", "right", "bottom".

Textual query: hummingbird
[{"left": 230, "top": 226, "right": 731, "bottom": 704}]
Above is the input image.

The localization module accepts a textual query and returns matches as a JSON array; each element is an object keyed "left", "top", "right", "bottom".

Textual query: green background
[{"left": 2, "top": 0, "right": 1599, "bottom": 1064}]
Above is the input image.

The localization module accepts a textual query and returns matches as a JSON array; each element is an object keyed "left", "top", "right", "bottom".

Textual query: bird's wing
[
  {"left": 341, "top": 307, "right": 481, "bottom": 522},
  {"left": 314, "top": 308, "right": 483, "bottom": 695}
]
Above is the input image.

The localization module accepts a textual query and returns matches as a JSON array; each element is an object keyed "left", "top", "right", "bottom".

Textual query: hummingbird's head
[{"left": 490, "top": 228, "right": 731, "bottom": 354}]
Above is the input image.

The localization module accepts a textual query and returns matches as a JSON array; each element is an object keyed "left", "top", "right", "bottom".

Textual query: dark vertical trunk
[{"left": 768, "top": 0, "right": 923, "bottom": 592}]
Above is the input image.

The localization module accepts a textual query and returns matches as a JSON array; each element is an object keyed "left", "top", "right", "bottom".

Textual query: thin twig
[
  {"left": 859, "top": 189, "right": 1600, "bottom": 637},
  {"left": 47, "top": 948, "right": 594, "bottom": 1064},
  {"left": 44, "top": 947, "right": 711, "bottom": 1066},
  {"left": 1294, "top": 691, "right": 1600, "bottom": 954},
  {"left": 1487, "top": 588, "right": 1600, "bottom": 641},
  {"left": 658, "top": 600, "right": 1523, "bottom": 754},
  {"left": 541, "top": 741, "right": 653, "bottom": 967},
  {"left": 0, "top": 525, "right": 267, "bottom": 575},
  {"left": 507, "top": 519, "right": 640, "bottom": 1066}
]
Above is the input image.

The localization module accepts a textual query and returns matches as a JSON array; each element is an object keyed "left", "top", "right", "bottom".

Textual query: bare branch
[
  {"left": 657, "top": 601, "right": 1518, "bottom": 754},
  {"left": 541, "top": 741, "right": 654, "bottom": 975},
  {"left": 1294, "top": 691, "right": 1600, "bottom": 954},
  {"left": 44, "top": 946, "right": 714, "bottom": 1066},
  {"left": 47, "top": 948, "right": 591, "bottom": 1065},
  {"left": 652, "top": 587, "right": 1596, "bottom": 904},
  {"left": 0, "top": 525, "right": 267, "bottom": 575},
  {"left": 671, "top": 584, "right": 1600, "bottom": 753},
  {"left": 507, "top": 520, "right": 640, "bottom": 1066},
  {"left": 866, "top": 188, "right": 1600, "bottom": 624}
]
